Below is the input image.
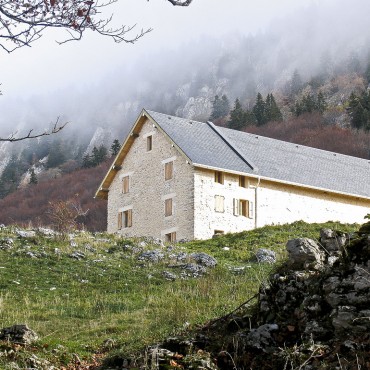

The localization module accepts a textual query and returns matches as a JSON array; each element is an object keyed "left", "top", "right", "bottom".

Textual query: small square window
[
  {"left": 165, "top": 232, "right": 176, "bottom": 243},
  {"left": 214, "top": 230, "right": 224, "bottom": 236},
  {"left": 239, "top": 175, "right": 247, "bottom": 188},
  {"left": 214, "top": 171, "right": 224, "bottom": 184},
  {"left": 122, "top": 176, "right": 129, "bottom": 194},
  {"left": 165, "top": 198, "right": 173, "bottom": 217},
  {"left": 165, "top": 161, "right": 173, "bottom": 181},
  {"left": 147, "top": 135, "right": 153, "bottom": 151}
]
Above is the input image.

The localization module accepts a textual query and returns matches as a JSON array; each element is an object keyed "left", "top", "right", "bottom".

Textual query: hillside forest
[{"left": 1, "top": 29, "right": 370, "bottom": 231}]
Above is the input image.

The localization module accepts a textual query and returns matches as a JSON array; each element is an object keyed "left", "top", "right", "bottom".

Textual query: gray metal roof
[{"left": 146, "top": 110, "right": 370, "bottom": 199}]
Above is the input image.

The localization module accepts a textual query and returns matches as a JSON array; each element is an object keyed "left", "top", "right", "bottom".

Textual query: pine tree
[
  {"left": 210, "top": 94, "right": 230, "bottom": 120},
  {"left": 220, "top": 94, "right": 230, "bottom": 117},
  {"left": 29, "top": 168, "right": 38, "bottom": 185},
  {"left": 91, "top": 145, "right": 108, "bottom": 166},
  {"left": 47, "top": 140, "right": 66, "bottom": 168},
  {"left": 110, "top": 139, "right": 121, "bottom": 156},
  {"left": 265, "top": 93, "right": 283, "bottom": 122},
  {"left": 316, "top": 91, "right": 328, "bottom": 114},
  {"left": 0, "top": 155, "right": 20, "bottom": 198},
  {"left": 210, "top": 95, "right": 222, "bottom": 120},
  {"left": 348, "top": 92, "right": 368, "bottom": 130},
  {"left": 252, "top": 93, "right": 266, "bottom": 126},
  {"left": 290, "top": 69, "right": 303, "bottom": 96},
  {"left": 228, "top": 99, "right": 246, "bottom": 130},
  {"left": 82, "top": 154, "right": 92, "bottom": 168}
]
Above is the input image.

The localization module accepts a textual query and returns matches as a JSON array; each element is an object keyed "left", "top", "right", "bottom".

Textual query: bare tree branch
[
  {"left": 0, "top": 0, "right": 153, "bottom": 53},
  {"left": 0, "top": 0, "right": 193, "bottom": 52},
  {"left": 0, "top": 118, "right": 67, "bottom": 142},
  {"left": 166, "top": 0, "right": 193, "bottom": 6}
]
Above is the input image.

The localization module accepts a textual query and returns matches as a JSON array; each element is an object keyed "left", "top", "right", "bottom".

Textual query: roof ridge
[{"left": 206, "top": 121, "right": 258, "bottom": 172}]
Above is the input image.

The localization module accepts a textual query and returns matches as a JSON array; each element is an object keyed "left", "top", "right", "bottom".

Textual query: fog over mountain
[{"left": 0, "top": 0, "right": 369, "bottom": 145}]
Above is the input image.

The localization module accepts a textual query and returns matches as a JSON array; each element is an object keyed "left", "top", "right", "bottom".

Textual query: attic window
[
  {"left": 147, "top": 135, "right": 153, "bottom": 151},
  {"left": 214, "top": 171, "right": 224, "bottom": 184},
  {"left": 239, "top": 175, "right": 247, "bottom": 188}
]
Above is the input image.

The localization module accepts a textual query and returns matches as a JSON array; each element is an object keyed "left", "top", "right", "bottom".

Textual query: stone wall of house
[
  {"left": 193, "top": 169, "right": 256, "bottom": 239},
  {"left": 193, "top": 170, "right": 370, "bottom": 240},
  {"left": 107, "top": 118, "right": 195, "bottom": 240},
  {"left": 256, "top": 179, "right": 370, "bottom": 227}
]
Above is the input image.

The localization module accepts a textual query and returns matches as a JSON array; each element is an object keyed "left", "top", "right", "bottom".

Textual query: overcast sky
[{"left": 0, "top": 0, "right": 314, "bottom": 97}]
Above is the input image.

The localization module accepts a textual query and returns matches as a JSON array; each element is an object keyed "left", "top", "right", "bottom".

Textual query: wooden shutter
[
  {"left": 215, "top": 195, "right": 224, "bottom": 212},
  {"left": 122, "top": 176, "right": 129, "bottom": 193},
  {"left": 118, "top": 212, "right": 123, "bottom": 230},
  {"left": 233, "top": 198, "right": 240, "bottom": 216},
  {"left": 171, "top": 232, "right": 176, "bottom": 242},
  {"left": 165, "top": 161, "right": 173, "bottom": 180},
  {"left": 248, "top": 201, "right": 254, "bottom": 219},
  {"left": 127, "top": 209, "right": 132, "bottom": 227},
  {"left": 165, "top": 198, "right": 173, "bottom": 217}
]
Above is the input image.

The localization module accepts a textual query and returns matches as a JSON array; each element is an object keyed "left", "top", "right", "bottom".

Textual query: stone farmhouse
[{"left": 95, "top": 109, "right": 370, "bottom": 241}]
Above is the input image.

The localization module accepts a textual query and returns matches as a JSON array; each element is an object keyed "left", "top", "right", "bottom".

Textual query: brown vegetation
[
  {"left": 245, "top": 112, "right": 370, "bottom": 159},
  {"left": 0, "top": 160, "right": 111, "bottom": 231}
]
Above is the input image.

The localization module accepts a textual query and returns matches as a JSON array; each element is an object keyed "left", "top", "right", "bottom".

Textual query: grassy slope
[{"left": 0, "top": 221, "right": 359, "bottom": 369}]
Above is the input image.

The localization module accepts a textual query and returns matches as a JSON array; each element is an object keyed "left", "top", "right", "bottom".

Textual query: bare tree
[
  {"left": 0, "top": 0, "right": 193, "bottom": 141},
  {"left": 0, "top": 0, "right": 193, "bottom": 53},
  {"left": 0, "top": 118, "right": 67, "bottom": 142}
]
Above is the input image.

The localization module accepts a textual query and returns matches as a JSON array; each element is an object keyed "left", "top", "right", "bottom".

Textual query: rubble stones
[
  {"left": 16, "top": 230, "right": 36, "bottom": 238},
  {"left": 286, "top": 238, "right": 325, "bottom": 270},
  {"left": 255, "top": 248, "right": 276, "bottom": 263},
  {"left": 138, "top": 249, "right": 165, "bottom": 262},
  {"left": 190, "top": 252, "right": 217, "bottom": 267},
  {"left": 0, "top": 324, "right": 38, "bottom": 344},
  {"left": 246, "top": 324, "right": 279, "bottom": 352}
]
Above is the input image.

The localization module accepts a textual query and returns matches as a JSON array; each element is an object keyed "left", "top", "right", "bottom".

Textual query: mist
[{"left": 0, "top": 0, "right": 370, "bottom": 143}]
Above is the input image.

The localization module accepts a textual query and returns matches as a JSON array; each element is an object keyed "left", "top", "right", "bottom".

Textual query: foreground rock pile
[{"left": 115, "top": 224, "right": 370, "bottom": 370}]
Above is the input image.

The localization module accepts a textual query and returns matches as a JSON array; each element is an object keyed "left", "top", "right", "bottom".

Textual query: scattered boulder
[
  {"left": 16, "top": 230, "right": 36, "bottom": 238},
  {"left": 0, "top": 324, "right": 38, "bottom": 344},
  {"left": 138, "top": 249, "right": 165, "bottom": 263},
  {"left": 69, "top": 251, "right": 86, "bottom": 260},
  {"left": 255, "top": 248, "right": 276, "bottom": 264},
  {"left": 286, "top": 238, "right": 325, "bottom": 270},
  {"left": 190, "top": 252, "right": 217, "bottom": 267}
]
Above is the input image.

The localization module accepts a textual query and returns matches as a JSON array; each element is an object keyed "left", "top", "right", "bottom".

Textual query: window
[
  {"left": 214, "top": 230, "right": 224, "bottom": 236},
  {"left": 147, "top": 135, "right": 153, "bottom": 151},
  {"left": 165, "top": 161, "right": 173, "bottom": 180},
  {"left": 233, "top": 199, "right": 254, "bottom": 218},
  {"left": 165, "top": 232, "right": 177, "bottom": 243},
  {"left": 122, "top": 176, "right": 130, "bottom": 194},
  {"left": 165, "top": 198, "right": 173, "bottom": 217},
  {"left": 215, "top": 195, "right": 225, "bottom": 213},
  {"left": 118, "top": 209, "right": 132, "bottom": 229},
  {"left": 214, "top": 171, "right": 224, "bottom": 184},
  {"left": 239, "top": 175, "right": 247, "bottom": 188}
]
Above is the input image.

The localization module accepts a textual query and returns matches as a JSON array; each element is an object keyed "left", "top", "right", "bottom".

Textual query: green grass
[{"left": 0, "top": 221, "right": 358, "bottom": 368}]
